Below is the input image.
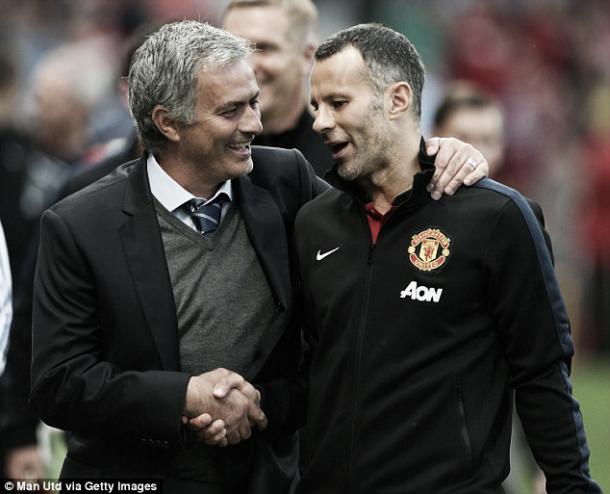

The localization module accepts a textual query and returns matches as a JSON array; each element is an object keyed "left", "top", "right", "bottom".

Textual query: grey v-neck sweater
[{"left": 155, "top": 199, "right": 275, "bottom": 482}]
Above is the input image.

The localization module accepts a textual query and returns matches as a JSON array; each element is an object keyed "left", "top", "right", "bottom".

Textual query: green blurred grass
[{"left": 572, "top": 358, "right": 610, "bottom": 491}]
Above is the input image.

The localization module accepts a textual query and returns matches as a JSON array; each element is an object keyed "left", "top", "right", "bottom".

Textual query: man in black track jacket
[{"left": 293, "top": 24, "right": 601, "bottom": 493}]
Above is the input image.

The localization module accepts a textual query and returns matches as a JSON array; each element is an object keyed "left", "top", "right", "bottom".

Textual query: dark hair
[
  {"left": 315, "top": 23, "right": 425, "bottom": 117},
  {"left": 433, "top": 89, "right": 499, "bottom": 128}
]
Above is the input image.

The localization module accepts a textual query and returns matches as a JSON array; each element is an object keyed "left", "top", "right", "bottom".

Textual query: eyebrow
[
  {"left": 218, "top": 90, "right": 260, "bottom": 111},
  {"left": 310, "top": 92, "right": 349, "bottom": 107}
]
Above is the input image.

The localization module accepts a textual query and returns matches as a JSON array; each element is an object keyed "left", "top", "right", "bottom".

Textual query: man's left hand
[{"left": 425, "top": 137, "right": 489, "bottom": 200}]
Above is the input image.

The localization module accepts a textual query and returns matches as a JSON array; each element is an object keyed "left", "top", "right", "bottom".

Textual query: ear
[
  {"left": 151, "top": 105, "right": 181, "bottom": 143},
  {"left": 386, "top": 82, "right": 412, "bottom": 120}
]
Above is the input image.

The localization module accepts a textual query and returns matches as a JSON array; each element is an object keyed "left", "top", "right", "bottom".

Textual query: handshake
[{"left": 183, "top": 368, "right": 268, "bottom": 447}]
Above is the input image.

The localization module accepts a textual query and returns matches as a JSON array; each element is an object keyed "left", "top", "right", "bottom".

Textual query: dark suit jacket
[{"left": 30, "top": 146, "right": 327, "bottom": 491}]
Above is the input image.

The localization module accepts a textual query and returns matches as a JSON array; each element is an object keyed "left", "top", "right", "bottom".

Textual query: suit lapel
[
  {"left": 118, "top": 158, "right": 180, "bottom": 370},
  {"left": 234, "top": 175, "right": 292, "bottom": 363}
]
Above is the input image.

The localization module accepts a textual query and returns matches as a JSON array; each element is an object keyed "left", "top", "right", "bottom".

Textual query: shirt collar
[{"left": 146, "top": 153, "right": 233, "bottom": 212}]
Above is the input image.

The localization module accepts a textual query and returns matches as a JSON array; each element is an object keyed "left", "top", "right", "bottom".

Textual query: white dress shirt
[
  {"left": 146, "top": 154, "right": 233, "bottom": 231},
  {"left": 0, "top": 220, "right": 12, "bottom": 375}
]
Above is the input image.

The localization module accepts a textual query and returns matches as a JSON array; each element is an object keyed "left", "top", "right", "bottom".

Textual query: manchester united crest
[{"left": 408, "top": 228, "right": 451, "bottom": 271}]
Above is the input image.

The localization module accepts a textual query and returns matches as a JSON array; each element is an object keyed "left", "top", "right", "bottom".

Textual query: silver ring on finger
[{"left": 465, "top": 157, "right": 479, "bottom": 169}]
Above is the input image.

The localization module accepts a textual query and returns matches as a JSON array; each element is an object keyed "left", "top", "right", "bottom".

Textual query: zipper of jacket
[
  {"left": 339, "top": 189, "right": 426, "bottom": 490},
  {"left": 345, "top": 210, "right": 377, "bottom": 493}
]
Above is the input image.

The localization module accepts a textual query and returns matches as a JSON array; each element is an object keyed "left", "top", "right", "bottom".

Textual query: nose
[
  {"left": 312, "top": 105, "right": 334, "bottom": 135},
  {"left": 240, "top": 104, "right": 263, "bottom": 136}
]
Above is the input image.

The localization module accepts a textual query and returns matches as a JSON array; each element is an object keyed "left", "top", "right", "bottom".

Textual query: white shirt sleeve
[{"left": 0, "top": 220, "right": 12, "bottom": 375}]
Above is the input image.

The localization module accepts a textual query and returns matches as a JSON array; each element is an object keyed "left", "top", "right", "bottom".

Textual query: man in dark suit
[{"left": 30, "top": 21, "right": 325, "bottom": 494}]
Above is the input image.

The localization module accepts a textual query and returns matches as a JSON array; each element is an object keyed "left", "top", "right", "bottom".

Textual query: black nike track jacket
[{"left": 293, "top": 154, "right": 600, "bottom": 494}]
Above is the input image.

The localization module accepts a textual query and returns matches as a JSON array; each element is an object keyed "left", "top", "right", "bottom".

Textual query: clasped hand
[{"left": 183, "top": 368, "right": 267, "bottom": 447}]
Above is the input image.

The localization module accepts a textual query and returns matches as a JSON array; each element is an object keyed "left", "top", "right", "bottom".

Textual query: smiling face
[
  {"left": 223, "top": 5, "right": 309, "bottom": 130},
  {"left": 177, "top": 59, "right": 263, "bottom": 184},
  {"left": 310, "top": 46, "right": 393, "bottom": 181}
]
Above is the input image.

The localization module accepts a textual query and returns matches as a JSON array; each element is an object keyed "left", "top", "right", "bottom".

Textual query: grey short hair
[
  {"left": 128, "top": 20, "right": 253, "bottom": 152},
  {"left": 315, "top": 23, "right": 425, "bottom": 118}
]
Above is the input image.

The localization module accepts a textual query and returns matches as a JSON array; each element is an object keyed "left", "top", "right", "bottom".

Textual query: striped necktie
[{"left": 185, "top": 196, "right": 226, "bottom": 235}]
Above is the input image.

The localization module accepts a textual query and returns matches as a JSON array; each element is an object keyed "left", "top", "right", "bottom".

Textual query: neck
[
  {"left": 359, "top": 131, "right": 421, "bottom": 214},
  {"left": 154, "top": 149, "right": 221, "bottom": 199}
]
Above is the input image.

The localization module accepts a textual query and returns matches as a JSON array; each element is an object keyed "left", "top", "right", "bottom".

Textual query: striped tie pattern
[{"left": 186, "top": 196, "right": 225, "bottom": 235}]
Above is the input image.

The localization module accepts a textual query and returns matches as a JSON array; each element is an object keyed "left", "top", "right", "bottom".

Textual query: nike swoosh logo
[{"left": 316, "top": 247, "right": 340, "bottom": 261}]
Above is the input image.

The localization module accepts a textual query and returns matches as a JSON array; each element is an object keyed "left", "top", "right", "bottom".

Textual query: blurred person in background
[
  {"left": 29, "top": 48, "right": 101, "bottom": 165},
  {"left": 222, "top": 0, "right": 333, "bottom": 177},
  {"left": 0, "top": 40, "right": 114, "bottom": 274},
  {"left": 58, "top": 25, "right": 154, "bottom": 196},
  {"left": 432, "top": 82, "right": 505, "bottom": 177},
  {"left": 0, "top": 40, "right": 114, "bottom": 482}
]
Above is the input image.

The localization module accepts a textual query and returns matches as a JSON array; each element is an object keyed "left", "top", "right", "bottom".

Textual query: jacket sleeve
[
  {"left": 485, "top": 196, "right": 601, "bottom": 493},
  {"left": 1, "top": 243, "right": 39, "bottom": 451},
  {"left": 30, "top": 209, "right": 190, "bottom": 445}
]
